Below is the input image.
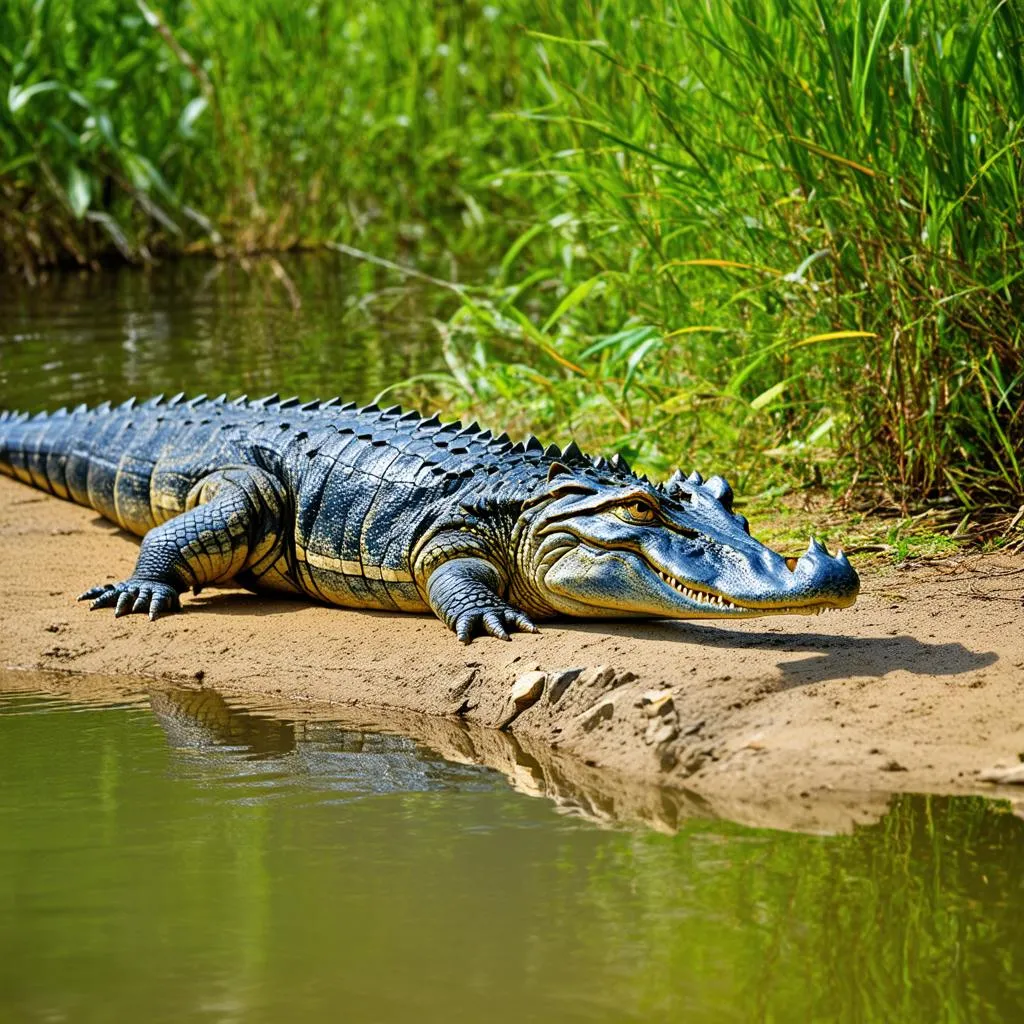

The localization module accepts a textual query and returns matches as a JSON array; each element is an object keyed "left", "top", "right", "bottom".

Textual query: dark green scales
[{"left": 0, "top": 394, "right": 859, "bottom": 641}]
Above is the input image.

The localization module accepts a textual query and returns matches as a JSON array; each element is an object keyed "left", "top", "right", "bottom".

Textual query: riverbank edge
[{"left": 2, "top": 475, "right": 1023, "bottom": 833}]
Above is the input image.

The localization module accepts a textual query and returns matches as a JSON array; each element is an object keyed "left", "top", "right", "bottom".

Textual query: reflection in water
[
  {"left": 148, "top": 687, "right": 500, "bottom": 799},
  {"left": 146, "top": 686, "right": 893, "bottom": 835},
  {"left": 1, "top": 682, "right": 1023, "bottom": 1023},
  {"left": 0, "top": 255, "right": 447, "bottom": 411}
]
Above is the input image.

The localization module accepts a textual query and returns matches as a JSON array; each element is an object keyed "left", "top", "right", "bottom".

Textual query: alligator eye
[{"left": 617, "top": 501, "right": 657, "bottom": 524}]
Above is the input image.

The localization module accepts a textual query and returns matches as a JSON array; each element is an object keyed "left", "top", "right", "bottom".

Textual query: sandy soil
[{"left": 2, "top": 474, "right": 1023, "bottom": 831}]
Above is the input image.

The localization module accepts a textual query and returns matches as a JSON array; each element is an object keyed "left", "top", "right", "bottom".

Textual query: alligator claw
[
  {"left": 454, "top": 605, "right": 538, "bottom": 644},
  {"left": 79, "top": 579, "right": 181, "bottom": 620}
]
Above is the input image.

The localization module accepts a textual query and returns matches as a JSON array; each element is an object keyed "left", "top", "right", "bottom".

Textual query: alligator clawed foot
[
  {"left": 454, "top": 604, "right": 538, "bottom": 644},
  {"left": 78, "top": 579, "right": 182, "bottom": 620}
]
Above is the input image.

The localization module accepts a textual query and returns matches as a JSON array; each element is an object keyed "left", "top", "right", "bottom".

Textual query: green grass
[{"left": 2, "top": 0, "right": 1022, "bottom": 513}]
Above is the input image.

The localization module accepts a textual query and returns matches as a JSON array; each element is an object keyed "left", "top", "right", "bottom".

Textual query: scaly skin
[{"left": 0, "top": 393, "right": 859, "bottom": 641}]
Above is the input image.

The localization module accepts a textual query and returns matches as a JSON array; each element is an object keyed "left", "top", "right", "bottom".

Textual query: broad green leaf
[
  {"left": 579, "top": 325, "right": 657, "bottom": 361},
  {"left": 8, "top": 80, "right": 60, "bottom": 113},
  {"left": 178, "top": 96, "right": 208, "bottom": 138},
  {"left": 623, "top": 336, "right": 660, "bottom": 394},
  {"left": 750, "top": 378, "right": 793, "bottom": 411},
  {"left": 541, "top": 275, "right": 603, "bottom": 333},
  {"left": 66, "top": 164, "right": 91, "bottom": 219},
  {"left": 498, "top": 222, "right": 547, "bottom": 283}
]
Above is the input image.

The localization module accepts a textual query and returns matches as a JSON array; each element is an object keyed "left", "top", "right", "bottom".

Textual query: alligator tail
[
  {"left": 0, "top": 406, "right": 76, "bottom": 498},
  {"left": 1, "top": 399, "right": 180, "bottom": 536}
]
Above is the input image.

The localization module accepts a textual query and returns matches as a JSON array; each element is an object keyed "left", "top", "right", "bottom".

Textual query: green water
[
  {"left": 0, "top": 255, "right": 446, "bottom": 411},
  {"left": 0, "top": 682, "right": 1022, "bottom": 1024}
]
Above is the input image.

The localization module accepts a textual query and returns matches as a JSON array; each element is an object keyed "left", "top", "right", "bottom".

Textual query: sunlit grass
[{"left": 2, "top": 0, "right": 1021, "bottom": 513}]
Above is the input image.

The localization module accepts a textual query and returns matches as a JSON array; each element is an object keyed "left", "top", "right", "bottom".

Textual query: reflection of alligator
[
  {"left": 148, "top": 687, "right": 297, "bottom": 756},
  {"left": 147, "top": 686, "right": 485, "bottom": 794},
  {"left": 146, "top": 685, "right": 893, "bottom": 834},
  {"left": 0, "top": 395, "right": 857, "bottom": 640}
]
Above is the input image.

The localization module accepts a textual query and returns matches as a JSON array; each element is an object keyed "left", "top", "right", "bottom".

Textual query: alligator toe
[{"left": 79, "top": 579, "right": 181, "bottom": 620}]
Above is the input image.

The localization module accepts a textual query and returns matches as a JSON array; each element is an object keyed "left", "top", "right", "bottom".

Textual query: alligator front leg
[
  {"left": 79, "top": 467, "right": 286, "bottom": 620},
  {"left": 425, "top": 557, "right": 538, "bottom": 643}
]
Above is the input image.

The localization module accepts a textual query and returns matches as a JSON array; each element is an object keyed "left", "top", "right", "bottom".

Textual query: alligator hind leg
[
  {"left": 425, "top": 557, "right": 538, "bottom": 642},
  {"left": 80, "top": 467, "right": 287, "bottom": 620}
]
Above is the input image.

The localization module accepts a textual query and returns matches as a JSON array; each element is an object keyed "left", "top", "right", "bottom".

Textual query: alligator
[{"left": 0, "top": 394, "right": 859, "bottom": 641}]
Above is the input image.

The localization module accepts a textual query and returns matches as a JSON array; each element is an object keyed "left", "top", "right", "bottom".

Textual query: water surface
[
  {"left": 0, "top": 255, "right": 447, "bottom": 411},
  {"left": 0, "top": 681, "right": 1022, "bottom": 1023}
]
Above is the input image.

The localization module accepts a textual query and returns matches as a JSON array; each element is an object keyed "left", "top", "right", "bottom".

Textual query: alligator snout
[{"left": 785, "top": 537, "right": 860, "bottom": 606}]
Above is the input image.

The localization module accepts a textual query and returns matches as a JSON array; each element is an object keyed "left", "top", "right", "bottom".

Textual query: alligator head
[{"left": 514, "top": 460, "right": 859, "bottom": 621}]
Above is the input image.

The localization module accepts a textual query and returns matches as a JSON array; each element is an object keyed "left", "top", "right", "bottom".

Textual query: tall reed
[{"left": 425, "top": 0, "right": 1024, "bottom": 507}]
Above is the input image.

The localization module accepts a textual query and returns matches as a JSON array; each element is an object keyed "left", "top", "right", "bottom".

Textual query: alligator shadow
[
  {"left": 554, "top": 619, "right": 998, "bottom": 688},
  {"left": 187, "top": 590, "right": 310, "bottom": 616},
  {"left": 154, "top": 594, "right": 999, "bottom": 688}
]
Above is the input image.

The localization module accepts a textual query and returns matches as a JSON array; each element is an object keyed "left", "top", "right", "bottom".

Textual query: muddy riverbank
[{"left": 2, "top": 475, "right": 1023, "bottom": 829}]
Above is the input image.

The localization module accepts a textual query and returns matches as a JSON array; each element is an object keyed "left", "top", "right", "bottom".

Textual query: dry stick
[
  {"left": 325, "top": 241, "right": 468, "bottom": 294},
  {"left": 135, "top": 0, "right": 222, "bottom": 136},
  {"left": 268, "top": 257, "right": 302, "bottom": 312}
]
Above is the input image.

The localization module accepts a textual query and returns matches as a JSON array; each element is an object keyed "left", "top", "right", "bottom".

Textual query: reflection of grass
[
  {"left": 588, "top": 795, "right": 1024, "bottom": 1022},
  {"left": 3, "top": 0, "right": 1022, "bottom": 511}
]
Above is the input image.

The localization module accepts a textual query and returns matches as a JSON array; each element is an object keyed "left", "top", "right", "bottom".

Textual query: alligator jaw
[
  {"left": 650, "top": 565, "right": 856, "bottom": 617},
  {"left": 539, "top": 537, "right": 860, "bottom": 621},
  {"left": 644, "top": 537, "right": 859, "bottom": 618}
]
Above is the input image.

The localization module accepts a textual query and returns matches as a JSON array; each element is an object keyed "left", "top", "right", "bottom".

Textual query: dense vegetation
[{"left": 2, "top": 0, "right": 1022, "bottom": 510}]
